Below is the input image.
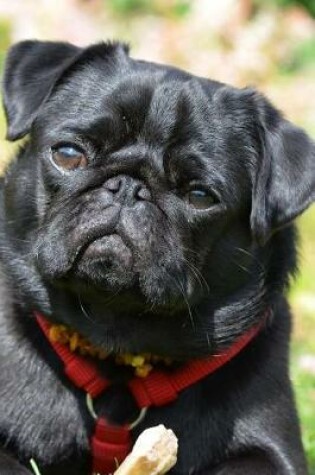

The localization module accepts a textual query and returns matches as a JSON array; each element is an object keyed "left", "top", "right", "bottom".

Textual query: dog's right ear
[{"left": 2, "top": 40, "right": 81, "bottom": 141}]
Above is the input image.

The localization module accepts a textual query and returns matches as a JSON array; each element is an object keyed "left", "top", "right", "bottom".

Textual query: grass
[
  {"left": 291, "top": 208, "right": 315, "bottom": 474},
  {"left": 107, "top": 0, "right": 191, "bottom": 17}
]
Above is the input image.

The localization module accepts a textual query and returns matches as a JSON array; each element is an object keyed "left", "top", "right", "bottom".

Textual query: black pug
[{"left": 0, "top": 40, "right": 314, "bottom": 475}]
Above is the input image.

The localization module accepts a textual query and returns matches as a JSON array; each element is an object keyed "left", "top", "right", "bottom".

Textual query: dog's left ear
[
  {"left": 250, "top": 92, "right": 315, "bottom": 244},
  {"left": 2, "top": 40, "right": 81, "bottom": 141}
]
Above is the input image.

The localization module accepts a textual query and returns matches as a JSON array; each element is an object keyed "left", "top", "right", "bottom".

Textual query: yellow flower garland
[{"left": 48, "top": 324, "right": 172, "bottom": 378}]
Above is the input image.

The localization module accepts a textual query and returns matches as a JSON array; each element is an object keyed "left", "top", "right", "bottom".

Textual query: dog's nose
[
  {"left": 104, "top": 175, "right": 151, "bottom": 204},
  {"left": 104, "top": 176, "right": 122, "bottom": 193}
]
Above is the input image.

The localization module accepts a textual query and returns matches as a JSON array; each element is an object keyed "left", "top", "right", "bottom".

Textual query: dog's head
[{"left": 1, "top": 41, "right": 314, "bottom": 357}]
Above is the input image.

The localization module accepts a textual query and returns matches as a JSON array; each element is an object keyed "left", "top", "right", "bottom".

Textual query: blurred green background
[{"left": 0, "top": 0, "right": 314, "bottom": 471}]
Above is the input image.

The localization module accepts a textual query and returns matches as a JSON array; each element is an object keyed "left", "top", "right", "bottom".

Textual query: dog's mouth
[
  {"left": 79, "top": 233, "right": 133, "bottom": 268},
  {"left": 36, "top": 205, "right": 194, "bottom": 313},
  {"left": 72, "top": 233, "right": 137, "bottom": 289}
]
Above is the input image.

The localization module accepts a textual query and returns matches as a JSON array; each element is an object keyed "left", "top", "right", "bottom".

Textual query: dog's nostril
[
  {"left": 104, "top": 176, "right": 151, "bottom": 202},
  {"left": 135, "top": 185, "right": 151, "bottom": 201},
  {"left": 105, "top": 177, "right": 121, "bottom": 193}
]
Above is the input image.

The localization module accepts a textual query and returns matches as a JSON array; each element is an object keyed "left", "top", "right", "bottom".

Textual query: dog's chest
[
  {"left": 0, "top": 346, "right": 226, "bottom": 475},
  {"left": 0, "top": 346, "right": 87, "bottom": 464},
  {"left": 0, "top": 312, "right": 228, "bottom": 475}
]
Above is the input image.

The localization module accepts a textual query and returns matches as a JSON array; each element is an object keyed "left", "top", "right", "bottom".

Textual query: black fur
[{"left": 0, "top": 40, "right": 314, "bottom": 474}]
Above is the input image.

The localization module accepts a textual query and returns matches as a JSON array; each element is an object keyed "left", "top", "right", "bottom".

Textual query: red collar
[{"left": 35, "top": 311, "right": 268, "bottom": 474}]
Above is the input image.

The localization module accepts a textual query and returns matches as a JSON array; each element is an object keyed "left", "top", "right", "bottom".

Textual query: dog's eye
[
  {"left": 51, "top": 145, "right": 88, "bottom": 171},
  {"left": 185, "top": 189, "right": 216, "bottom": 209}
]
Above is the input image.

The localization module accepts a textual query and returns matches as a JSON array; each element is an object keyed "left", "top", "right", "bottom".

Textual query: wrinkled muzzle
[{"left": 34, "top": 176, "right": 192, "bottom": 308}]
